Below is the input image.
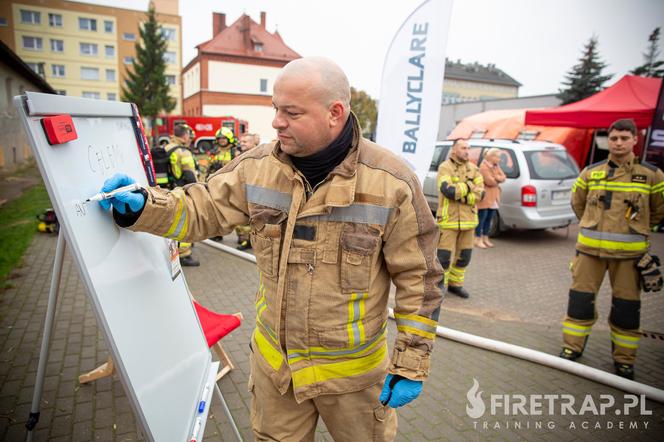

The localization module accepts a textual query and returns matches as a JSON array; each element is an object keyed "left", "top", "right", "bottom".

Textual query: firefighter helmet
[{"left": 215, "top": 127, "right": 235, "bottom": 144}]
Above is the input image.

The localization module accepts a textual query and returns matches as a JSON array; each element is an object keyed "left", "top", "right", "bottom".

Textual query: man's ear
[{"left": 329, "top": 101, "right": 346, "bottom": 127}]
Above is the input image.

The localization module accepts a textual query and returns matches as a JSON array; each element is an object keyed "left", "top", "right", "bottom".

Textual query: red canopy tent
[{"left": 525, "top": 75, "right": 662, "bottom": 128}]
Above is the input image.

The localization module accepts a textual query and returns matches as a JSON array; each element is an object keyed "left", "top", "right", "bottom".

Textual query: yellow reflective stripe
[
  {"left": 473, "top": 175, "right": 484, "bottom": 185},
  {"left": 575, "top": 177, "right": 588, "bottom": 188},
  {"left": 466, "top": 192, "right": 476, "bottom": 206},
  {"left": 652, "top": 182, "right": 664, "bottom": 193},
  {"left": 165, "top": 192, "right": 189, "bottom": 241},
  {"left": 170, "top": 152, "right": 182, "bottom": 178},
  {"left": 562, "top": 321, "right": 592, "bottom": 336},
  {"left": 577, "top": 232, "right": 648, "bottom": 252},
  {"left": 397, "top": 325, "right": 436, "bottom": 340},
  {"left": 590, "top": 171, "right": 606, "bottom": 180},
  {"left": 253, "top": 329, "right": 284, "bottom": 371},
  {"left": 438, "top": 175, "right": 450, "bottom": 188},
  {"left": 611, "top": 332, "right": 640, "bottom": 349},
  {"left": 394, "top": 313, "right": 438, "bottom": 328},
  {"left": 291, "top": 343, "right": 387, "bottom": 386},
  {"left": 588, "top": 185, "right": 650, "bottom": 195},
  {"left": 347, "top": 292, "right": 367, "bottom": 347},
  {"left": 180, "top": 155, "right": 195, "bottom": 168},
  {"left": 441, "top": 197, "right": 449, "bottom": 222},
  {"left": 459, "top": 182, "right": 469, "bottom": 197}
]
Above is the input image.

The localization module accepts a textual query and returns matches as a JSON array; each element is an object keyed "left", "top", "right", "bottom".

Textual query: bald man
[{"left": 98, "top": 57, "right": 443, "bottom": 441}]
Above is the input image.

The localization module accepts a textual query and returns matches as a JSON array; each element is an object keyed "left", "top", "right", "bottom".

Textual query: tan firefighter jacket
[
  {"left": 128, "top": 115, "right": 444, "bottom": 403},
  {"left": 436, "top": 156, "right": 484, "bottom": 230},
  {"left": 165, "top": 136, "right": 198, "bottom": 186},
  {"left": 572, "top": 153, "right": 664, "bottom": 258}
]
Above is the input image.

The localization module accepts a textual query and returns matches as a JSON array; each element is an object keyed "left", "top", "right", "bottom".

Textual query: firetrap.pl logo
[{"left": 465, "top": 378, "right": 653, "bottom": 431}]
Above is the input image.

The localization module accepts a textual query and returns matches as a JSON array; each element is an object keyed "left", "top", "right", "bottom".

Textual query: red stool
[{"left": 193, "top": 301, "right": 242, "bottom": 380}]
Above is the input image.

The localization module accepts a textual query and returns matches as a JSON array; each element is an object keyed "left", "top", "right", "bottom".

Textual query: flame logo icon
[{"left": 466, "top": 378, "right": 485, "bottom": 419}]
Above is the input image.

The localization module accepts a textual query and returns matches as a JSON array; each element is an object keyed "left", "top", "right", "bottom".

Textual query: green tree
[
  {"left": 121, "top": 2, "right": 175, "bottom": 144},
  {"left": 631, "top": 27, "right": 664, "bottom": 78},
  {"left": 350, "top": 87, "right": 377, "bottom": 139},
  {"left": 557, "top": 36, "right": 613, "bottom": 105}
]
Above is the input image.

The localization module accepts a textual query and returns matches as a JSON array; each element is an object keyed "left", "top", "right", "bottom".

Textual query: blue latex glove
[
  {"left": 98, "top": 173, "right": 145, "bottom": 214},
  {"left": 379, "top": 374, "right": 423, "bottom": 408}
]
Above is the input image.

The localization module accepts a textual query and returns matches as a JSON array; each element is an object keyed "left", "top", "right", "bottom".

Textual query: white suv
[{"left": 423, "top": 139, "right": 580, "bottom": 236}]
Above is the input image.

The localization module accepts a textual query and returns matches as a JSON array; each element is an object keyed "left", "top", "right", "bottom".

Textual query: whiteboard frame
[{"left": 15, "top": 92, "right": 215, "bottom": 441}]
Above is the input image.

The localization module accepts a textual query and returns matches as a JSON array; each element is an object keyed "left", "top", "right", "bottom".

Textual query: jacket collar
[{"left": 272, "top": 112, "right": 362, "bottom": 208}]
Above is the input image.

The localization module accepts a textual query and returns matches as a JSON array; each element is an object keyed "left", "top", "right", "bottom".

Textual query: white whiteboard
[{"left": 15, "top": 92, "right": 214, "bottom": 442}]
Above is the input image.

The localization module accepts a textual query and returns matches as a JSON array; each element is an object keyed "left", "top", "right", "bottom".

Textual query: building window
[
  {"left": 50, "top": 39, "right": 64, "bottom": 53},
  {"left": 78, "top": 17, "right": 97, "bottom": 31},
  {"left": 48, "top": 13, "right": 62, "bottom": 27},
  {"left": 123, "top": 56, "right": 134, "bottom": 65},
  {"left": 56, "top": 90, "right": 66, "bottom": 95},
  {"left": 0, "top": 17, "right": 8, "bottom": 27},
  {"left": 80, "top": 67, "right": 100, "bottom": 81},
  {"left": 80, "top": 42, "right": 98, "bottom": 56},
  {"left": 122, "top": 32, "right": 136, "bottom": 41},
  {"left": 82, "top": 91, "right": 100, "bottom": 99},
  {"left": 105, "top": 45, "right": 115, "bottom": 58},
  {"left": 254, "top": 42, "right": 263, "bottom": 52},
  {"left": 260, "top": 79, "right": 268, "bottom": 93},
  {"left": 163, "top": 51, "right": 176, "bottom": 65},
  {"left": 26, "top": 62, "right": 45, "bottom": 77},
  {"left": 105, "top": 69, "right": 116, "bottom": 82},
  {"left": 20, "top": 10, "right": 40, "bottom": 25},
  {"left": 22, "top": 36, "right": 43, "bottom": 51},
  {"left": 107, "top": 92, "right": 116, "bottom": 101},
  {"left": 165, "top": 75, "right": 176, "bottom": 85},
  {"left": 161, "top": 27, "right": 176, "bottom": 41},
  {"left": 104, "top": 20, "right": 113, "bottom": 33},
  {"left": 51, "top": 64, "right": 65, "bottom": 78}
]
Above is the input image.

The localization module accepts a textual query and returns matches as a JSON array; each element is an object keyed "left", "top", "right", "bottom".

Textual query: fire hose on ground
[{"left": 201, "top": 239, "right": 664, "bottom": 404}]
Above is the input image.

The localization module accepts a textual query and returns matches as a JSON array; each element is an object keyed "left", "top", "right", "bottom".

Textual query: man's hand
[
  {"left": 379, "top": 374, "right": 423, "bottom": 408},
  {"left": 99, "top": 173, "right": 145, "bottom": 214}
]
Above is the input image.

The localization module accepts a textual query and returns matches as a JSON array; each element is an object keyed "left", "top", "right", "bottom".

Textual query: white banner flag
[{"left": 376, "top": 0, "right": 453, "bottom": 185}]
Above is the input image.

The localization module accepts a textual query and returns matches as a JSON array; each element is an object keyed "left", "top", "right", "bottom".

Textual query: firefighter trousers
[
  {"left": 563, "top": 253, "right": 641, "bottom": 365},
  {"left": 437, "top": 229, "right": 474, "bottom": 288},
  {"left": 249, "top": 355, "right": 397, "bottom": 441}
]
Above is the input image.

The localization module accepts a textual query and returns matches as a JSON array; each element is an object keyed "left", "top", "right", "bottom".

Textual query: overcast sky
[{"left": 88, "top": 0, "right": 663, "bottom": 98}]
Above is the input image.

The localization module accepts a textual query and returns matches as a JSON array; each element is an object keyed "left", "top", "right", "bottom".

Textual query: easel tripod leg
[
  {"left": 25, "top": 233, "right": 66, "bottom": 441},
  {"left": 214, "top": 383, "right": 243, "bottom": 442}
]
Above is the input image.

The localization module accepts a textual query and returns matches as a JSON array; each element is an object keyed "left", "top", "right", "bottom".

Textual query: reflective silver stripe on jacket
[
  {"left": 580, "top": 228, "right": 647, "bottom": 243},
  {"left": 304, "top": 204, "right": 392, "bottom": 225},
  {"left": 245, "top": 184, "right": 292, "bottom": 212}
]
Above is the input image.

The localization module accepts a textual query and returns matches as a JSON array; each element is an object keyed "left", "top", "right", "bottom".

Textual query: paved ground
[{"left": 0, "top": 226, "right": 663, "bottom": 441}]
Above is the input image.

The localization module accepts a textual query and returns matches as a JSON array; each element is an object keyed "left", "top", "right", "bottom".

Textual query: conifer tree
[
  {"left": 121, "top": 3, "right": 175, "bottom": 142},
  {"left": 350, "top": 87, "right": 377, "bottom": 139},
  {"left": 557, "top": 36, "right": 613, "bottom": 105},
  {"left": 631, "top": 27, "right": 664, "bottom": 78}
]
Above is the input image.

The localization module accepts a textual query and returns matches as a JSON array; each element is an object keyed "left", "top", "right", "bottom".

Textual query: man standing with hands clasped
[
  {"left": 559, "top": 118, "right": 664, "bottom": 380},
  {"left": 98, "top": 57, "right": 443, "bottom": 441}
]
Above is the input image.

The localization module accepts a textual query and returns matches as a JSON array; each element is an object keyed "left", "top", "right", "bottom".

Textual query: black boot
[
  {"left": 448, "top": 285, "right": 470, "bottom": 299},
  {"left": 559, "top": 347, "right": 583, "bottom": 361},
  {"left": 211, "top": 236, "right": 224, "bottom": 242},
  {"left": 614, "top": 363, "right": 635, "bottom": 380},
  {"left": 180, "top": 255, "right": 200, "bottom": 267},
  {"left": 236, "top": 240, "right": 252, "bottom": 251}
]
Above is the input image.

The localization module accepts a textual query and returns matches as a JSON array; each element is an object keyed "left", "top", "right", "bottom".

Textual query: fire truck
[{"left": 155, "top": 115, "right": 248, "bottom": 153}]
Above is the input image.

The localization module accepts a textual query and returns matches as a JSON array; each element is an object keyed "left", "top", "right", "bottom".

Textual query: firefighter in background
[
  {"left": 234, "top": 133, "right": 260, "bottom": 250},
  {"left": 207, "top": 127, "right": 237, "bottom": 178},
  {"left": 436, "top": 138, "right": 484, "bottom": 299},
  {"left": 164, "top": 123, "right": 201, "bottom": 266},
  {"left": 559, "top": 118, "right": 664, "bottom": 380}
]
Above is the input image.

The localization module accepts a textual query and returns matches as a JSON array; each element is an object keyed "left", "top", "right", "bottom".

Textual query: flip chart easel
[{"left": 14, "top": 92, "right": 242, "bottom": 442}]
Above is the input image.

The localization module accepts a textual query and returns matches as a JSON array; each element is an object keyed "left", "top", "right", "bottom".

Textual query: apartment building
[
  {"left": 0, "top": 0, "right": 183, "bottom": 112},
  {"left": 443, "top": 59, "right": 521, "bottom": 105}
]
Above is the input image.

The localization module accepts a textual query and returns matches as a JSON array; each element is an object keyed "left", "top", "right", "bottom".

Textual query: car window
[
  {"left": 525, "top": 150, "right": 579, "bottom": 180},
  {"left": 429, "top": 145, "right": 449, "bottom": 171},
  {"left": 477, "top": 147, "right": 520, "bottom": 179}
]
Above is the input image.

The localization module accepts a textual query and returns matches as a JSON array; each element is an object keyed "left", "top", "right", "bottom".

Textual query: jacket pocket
[
  {"left": 340, "top": 224, "right": 380, "bottom": 292},
  {"left": 251, "top": 223, "right": 282, "bottom": 277}
]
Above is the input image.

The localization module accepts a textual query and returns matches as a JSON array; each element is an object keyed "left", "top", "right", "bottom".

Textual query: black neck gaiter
[{"left": 290, "top": 118, "right": 353, "bottom": 190}]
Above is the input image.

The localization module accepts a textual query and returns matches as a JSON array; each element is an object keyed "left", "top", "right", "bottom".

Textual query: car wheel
[
  {"left": 488, "top": 211, "right": 501, "bottom": 238},
  {"left": 197, "top": 140, "right": 213, "bottom": 154}
]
